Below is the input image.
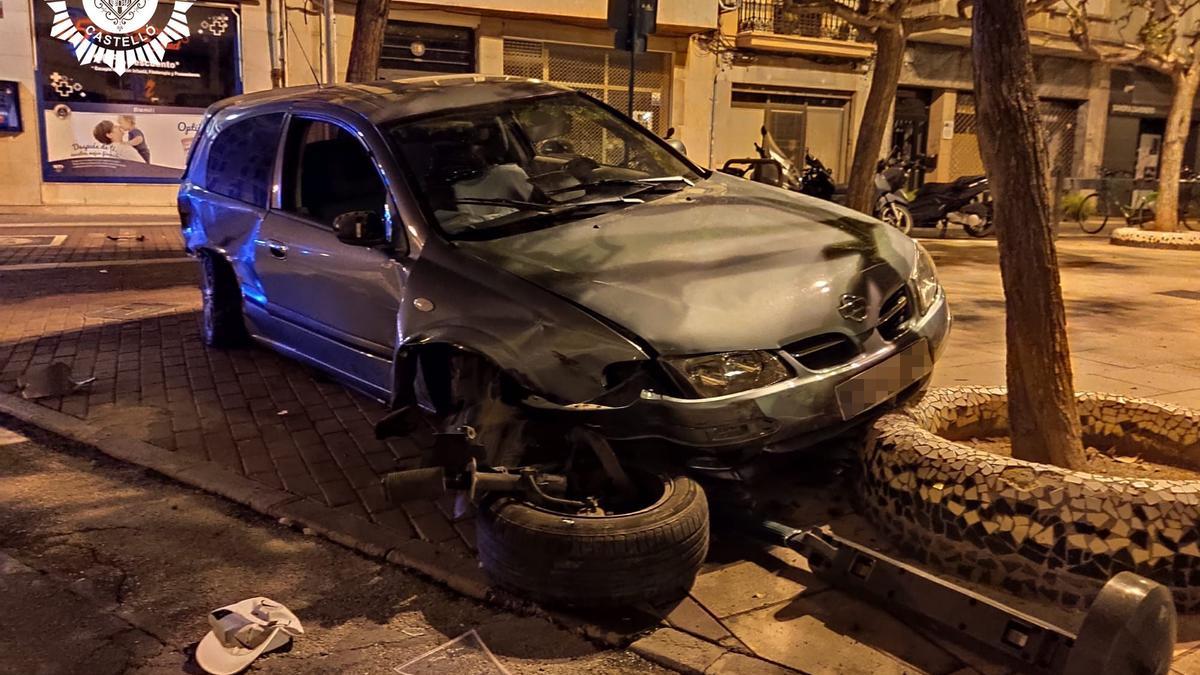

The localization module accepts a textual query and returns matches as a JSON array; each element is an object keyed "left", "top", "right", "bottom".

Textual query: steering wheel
[
  {"left": 536, "top": 138, "right": 575, "bottom": 155},
  {"left": 527, "top": 156, "right": 600, "bottom": 189}
]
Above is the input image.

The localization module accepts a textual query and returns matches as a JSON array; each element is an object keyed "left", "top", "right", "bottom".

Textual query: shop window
[
  {"left": 280, "top": 119, "right": 386, "bottom": 228},
  {"left": 205, "top": 113, "right": 285, "bottom": 207}
]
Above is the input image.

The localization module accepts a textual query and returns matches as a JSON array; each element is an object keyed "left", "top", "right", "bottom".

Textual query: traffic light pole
[{"left": 628, "top": 42, "right": 635, "bottom": 118}]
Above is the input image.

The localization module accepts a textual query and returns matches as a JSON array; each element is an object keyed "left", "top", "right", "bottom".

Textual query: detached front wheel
[{"left": 476, "top": 470, "right": 709, "bottom": 608}]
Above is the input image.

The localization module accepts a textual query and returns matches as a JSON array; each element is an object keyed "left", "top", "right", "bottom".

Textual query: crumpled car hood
[{"left": 457, "top": 172, "right": 917, "bottom": 355}]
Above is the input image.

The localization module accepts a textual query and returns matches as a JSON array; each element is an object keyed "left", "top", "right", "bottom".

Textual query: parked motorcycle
[
  {"left": 875, "top": 155, "right": 994, "bottom": 238},
  {"left": 720, "top": 127, "right": 840, "bottom": 201}
]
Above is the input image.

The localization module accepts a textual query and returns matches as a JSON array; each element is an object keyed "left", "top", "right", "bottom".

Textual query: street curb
[
  {"left": 0, "top": 391, "right": 791, "bottom": 674},
  {"left": 0, "top": 391, "right": 484, "bottom": 596}
]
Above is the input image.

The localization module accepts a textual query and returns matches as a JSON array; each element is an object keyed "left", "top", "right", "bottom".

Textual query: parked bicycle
[{"left": 1075, "top": 168, "right": 1200, "bottom": 233}]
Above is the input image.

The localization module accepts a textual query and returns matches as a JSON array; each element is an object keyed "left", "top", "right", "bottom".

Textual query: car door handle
[{"left": 267, "top": 240, "right": 288, "bottom": 260}]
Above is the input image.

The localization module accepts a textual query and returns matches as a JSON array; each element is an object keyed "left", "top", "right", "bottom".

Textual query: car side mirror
[{"left": 333, "top": 211, "right": 387, "bottom": 247}]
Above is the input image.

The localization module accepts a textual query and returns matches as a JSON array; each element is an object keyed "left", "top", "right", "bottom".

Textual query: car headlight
[
  {"left": 911, "top": 243, "right": 942, "bottom": 315},
  {"left": 662, "top": 351, "right": 791, "bottom": 398}
]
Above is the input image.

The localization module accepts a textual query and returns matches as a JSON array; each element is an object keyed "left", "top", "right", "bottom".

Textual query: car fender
[{"left": 389, "top": 240, "right": 652, "bottom": 407}]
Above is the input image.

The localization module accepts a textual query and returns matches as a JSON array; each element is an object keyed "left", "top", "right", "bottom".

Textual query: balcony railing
[{"left": 737, "top": 0, "right": 871, "bottom": 43}]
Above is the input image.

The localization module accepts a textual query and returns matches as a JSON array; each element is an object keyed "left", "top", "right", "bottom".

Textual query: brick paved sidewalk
[
  {"left": 0, "top": 225, "right": 186, "bottom": 267},
  {"left": 0, "top": 260, "right": 473, "bottom": 555}
]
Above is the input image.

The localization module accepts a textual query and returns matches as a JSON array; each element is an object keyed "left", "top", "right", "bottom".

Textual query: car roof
[{"left": 210, "top": 74, "right": 570, "bottom": 124}]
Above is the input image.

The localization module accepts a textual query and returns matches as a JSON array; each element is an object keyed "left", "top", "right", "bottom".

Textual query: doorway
[{"left": 724, "top": 85, "right": 853, "bottom": 182}]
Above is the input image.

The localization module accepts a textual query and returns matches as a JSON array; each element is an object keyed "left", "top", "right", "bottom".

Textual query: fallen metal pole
[{"left": 719, "top": 511, "right": 1175, "bottom": 675}]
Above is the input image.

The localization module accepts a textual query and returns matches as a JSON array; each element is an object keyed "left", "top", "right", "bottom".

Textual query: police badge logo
[{"left": 44, "top": 0, "right": 192, "bottom": 75}]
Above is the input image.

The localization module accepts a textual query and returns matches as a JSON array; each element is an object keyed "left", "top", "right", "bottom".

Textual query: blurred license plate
[{"left": 835, "top": 340, "right": 932, "bottom": 420}]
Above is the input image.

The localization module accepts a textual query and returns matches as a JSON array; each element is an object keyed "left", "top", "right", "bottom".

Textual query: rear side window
[{"left": 205, "top": 113, "right": 285, "bottom": 206}]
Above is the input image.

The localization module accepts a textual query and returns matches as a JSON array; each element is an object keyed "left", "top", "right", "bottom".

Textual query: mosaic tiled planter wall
[
  {"left": 862, "top": 386, "right": 1200, "bottom": 611},
  {"left": 1110, "top": 227, "right": 1200, "bottom": 251}
]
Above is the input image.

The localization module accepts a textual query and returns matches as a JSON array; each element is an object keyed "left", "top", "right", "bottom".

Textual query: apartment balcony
[{"left": 734, "top": 0, "right": 876, "bottom": 59}]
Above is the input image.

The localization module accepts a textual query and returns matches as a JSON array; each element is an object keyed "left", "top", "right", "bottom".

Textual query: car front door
[{"left": 251, "top": 112, "right": 404, "bottom": 399}]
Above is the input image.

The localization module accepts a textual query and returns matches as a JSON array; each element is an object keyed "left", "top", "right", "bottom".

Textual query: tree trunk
[
  {"left": 972, "top": 0, "right": 1085, "bottom": 469},
  {"left": 845, "top": 24, "right": 905, "bottom": 214},
  {"left": 1152, "top": 66, "right": 1200, "bottom": 232},
  {"left": 346, "top": 0, "right": 390, "bottom": 83}
]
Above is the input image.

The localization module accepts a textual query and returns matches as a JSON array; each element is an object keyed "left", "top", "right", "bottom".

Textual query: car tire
[
  {"left": 200, "top": 253, "right": 247, "bottom": 348},
  {"left": 476, "top": 472, "right": 709, "bottom": 608},
  {"left": 962, "top": 216, "right": 993, "bottom": 238}
]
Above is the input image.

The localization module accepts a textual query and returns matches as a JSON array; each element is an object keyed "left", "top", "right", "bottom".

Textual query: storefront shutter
[{"left": 501, "top": 39, "right": 670, "bottom": 134}]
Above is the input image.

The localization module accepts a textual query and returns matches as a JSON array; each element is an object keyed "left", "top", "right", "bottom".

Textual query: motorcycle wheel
[
  {"left": 880, "top": 202, "right": 913, "bottom": 235},
  {"left": 963, "top": 215, "right": 994, "bottom": 238}
]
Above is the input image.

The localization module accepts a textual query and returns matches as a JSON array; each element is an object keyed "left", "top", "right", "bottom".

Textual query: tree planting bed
[{"left": 862, "top": 386, "right": 1200, "bottom": 611}]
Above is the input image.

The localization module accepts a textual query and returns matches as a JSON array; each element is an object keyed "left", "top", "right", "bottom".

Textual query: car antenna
[{"left": 286, "top": 16, "right": 324, "bottom": 88}]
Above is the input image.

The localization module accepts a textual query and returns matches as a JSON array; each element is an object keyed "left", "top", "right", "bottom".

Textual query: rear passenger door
[
  {"left": 252, "top": 113, "right": 403, "bottom": 398},
  {"left": 182, "top": 111, "right": 285, "bottom": 282}
]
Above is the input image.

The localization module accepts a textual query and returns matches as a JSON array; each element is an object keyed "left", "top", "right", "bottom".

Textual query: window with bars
[
  {"left": 502, "top": 39, "right": 670, "bottom": 134},
  {"left": 951, "top": 93, "right": 1078, "bottom": 180},
  {"left": 380, "top": 21, "right": 475, "bottom": 76}
]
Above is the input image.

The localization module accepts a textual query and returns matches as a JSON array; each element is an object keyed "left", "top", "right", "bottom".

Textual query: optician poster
[{"left": 32, "top": 2, "right": 242, "bottom": 183}]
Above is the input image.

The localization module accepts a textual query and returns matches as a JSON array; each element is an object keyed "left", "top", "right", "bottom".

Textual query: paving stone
[
  {"left": 690, "top": 559, "right": 824, "bottom": 619},
  {"left": 317, "top": 479, "right": 359, "bottom": 508},
  {"left": 630, "top": 628, "right": 726, "bottom": 675},
  {"left": 722, "top": 589, "right": 961, "bottom": 675},
  {"left": 370, "top": 508, "right": 417, "bottom": 539},
  {"left": 663, "top": 595, "right": 731, "bottom": 644},
  {"left": 705, "top": 652, "right": 798, "bottom": 674},
  {"left": 406, "top": 507, "right": 461, "bottom": 544}
]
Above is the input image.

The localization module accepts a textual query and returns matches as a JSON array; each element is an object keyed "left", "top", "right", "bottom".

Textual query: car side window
[
  {"left": 205, "top": 113, "right": 285, "bottom": 207},
  {"left": 280, "top": 118, "right": 387, "bottom": 228}
]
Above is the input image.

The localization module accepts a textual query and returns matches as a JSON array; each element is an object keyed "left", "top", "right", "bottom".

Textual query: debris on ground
[
  {"left": 16, "top": 362, "right": 95, "bottom": 400},
  {"left": 196, "top": 597, "right": 304, "bottom": 675},
  {"left": 394, "top": 629, "right": 510, "bottom": 675}
]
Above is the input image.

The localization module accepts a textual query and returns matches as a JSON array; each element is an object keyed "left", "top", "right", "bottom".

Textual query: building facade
[{"left": 0, "top": 0, "right": 1194, "bottom": 213}]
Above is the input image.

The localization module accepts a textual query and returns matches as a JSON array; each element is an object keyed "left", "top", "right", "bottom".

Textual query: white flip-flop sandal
[{"left": 196, "top": 597, "right": 304, "bottom": 675}]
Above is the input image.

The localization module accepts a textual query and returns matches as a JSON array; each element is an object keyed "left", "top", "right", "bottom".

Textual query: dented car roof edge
[{"left": 208, "top": 74, "right": 570, "bottom": 125}]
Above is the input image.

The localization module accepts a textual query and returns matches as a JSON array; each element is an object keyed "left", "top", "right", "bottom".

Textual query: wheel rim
[{"left": 882, "top": 204, "right": 911, "bottom": 233}]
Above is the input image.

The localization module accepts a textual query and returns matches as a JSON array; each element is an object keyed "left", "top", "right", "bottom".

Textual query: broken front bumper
[{"left": 527, "top": 293, "right": 951, "bottom": 454}]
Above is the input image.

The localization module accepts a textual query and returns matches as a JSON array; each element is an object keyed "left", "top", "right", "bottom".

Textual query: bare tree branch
[{"left": 1062, "top": 0, "right": 1180, "bottom": 73}]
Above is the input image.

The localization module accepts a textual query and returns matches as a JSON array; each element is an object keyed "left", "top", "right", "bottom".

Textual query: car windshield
[{"left": 387, "top": 92, "right": 699, "bottom": 237}]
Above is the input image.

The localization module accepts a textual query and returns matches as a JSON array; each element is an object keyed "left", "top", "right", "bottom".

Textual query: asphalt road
[{"left": 0, "top": 416, "right": 668, "bottom": 675}]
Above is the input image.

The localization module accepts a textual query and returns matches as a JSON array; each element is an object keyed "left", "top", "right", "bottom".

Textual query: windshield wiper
[
  {"left": 543, "top": 175, "right": 694, "bottom": 196},
  {"left": 452, "top": 196, "right": 645, "bottom": 240},
  {"left": 451, "top": 197, "right": 553, "bottom": 212}
]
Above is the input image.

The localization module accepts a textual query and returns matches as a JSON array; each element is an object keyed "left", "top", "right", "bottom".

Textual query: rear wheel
[
  {"left": 199, "top": 253, "right": 247, "bottom": 348},
  {"left": 963, "top": 208, "right": 994, "bottom": 238},
  {"left": 1181, "top": 196, "right": 1200, "bottom": 231},
  {"left": 1077, "top": 193, "right": 1107, "bottom": 234},
  {"left": 880, "top": 202, "right": 913, "bottom": 235},
  {"left": 476, "top": 470, "right": 709, "bottom": 608}
]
